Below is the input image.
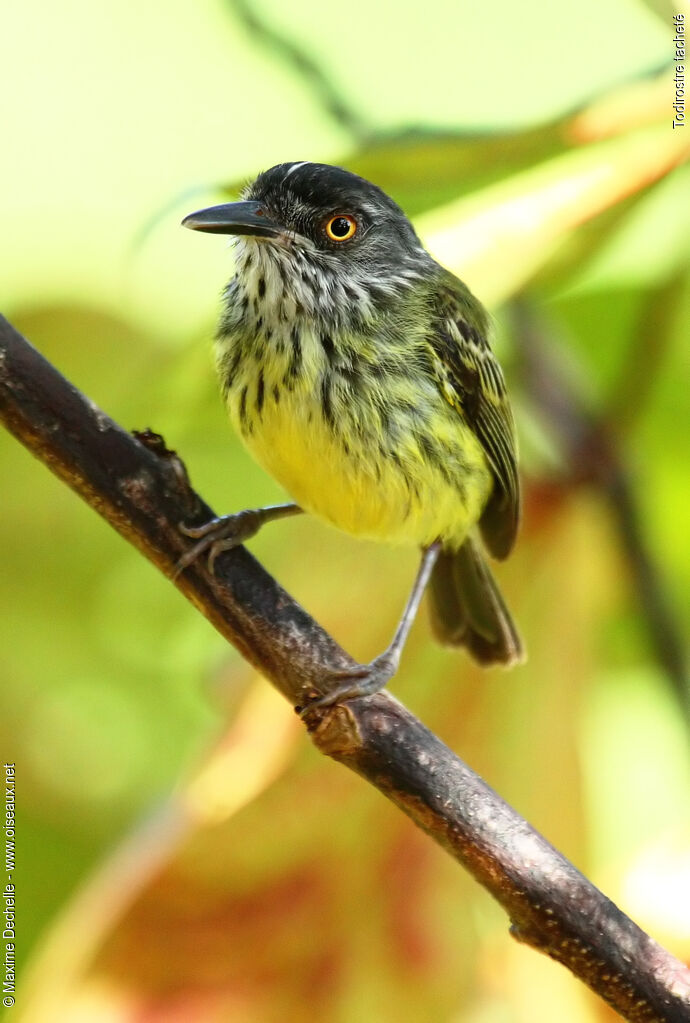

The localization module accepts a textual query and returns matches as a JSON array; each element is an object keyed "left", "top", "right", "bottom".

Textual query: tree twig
[
  {"left": 1, "top": 313, "right": 689, "bottom": 1022},
  {"left": 512, "top": 300, "right": 689, "bottom": 720},
  {"left": 227, "top": 0, "right": 372, "bottom": 143}
]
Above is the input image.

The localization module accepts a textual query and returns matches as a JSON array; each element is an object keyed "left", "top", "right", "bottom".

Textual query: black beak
[{"left": 182, "top": 200, "right": 281, "bottom": 238}]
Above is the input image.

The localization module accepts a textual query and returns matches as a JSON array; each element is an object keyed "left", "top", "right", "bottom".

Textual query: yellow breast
[{"left": 224, "top": 327, "right": 493, "bottom": 550}]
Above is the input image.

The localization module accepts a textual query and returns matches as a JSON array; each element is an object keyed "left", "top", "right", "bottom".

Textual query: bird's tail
[{"left": 428, "top": 537, "right": 524, "bottom": 666}]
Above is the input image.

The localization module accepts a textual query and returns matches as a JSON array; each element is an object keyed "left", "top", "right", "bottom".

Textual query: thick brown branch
[
  {"left": 313, "top": 702, "right": 690, "bottom": 1023},
  {"left": 0, "top": 315, "right": 350, "bottom": 707},
  {"left": 1, "top": 314, "right": 689, "bottom": 1022}
]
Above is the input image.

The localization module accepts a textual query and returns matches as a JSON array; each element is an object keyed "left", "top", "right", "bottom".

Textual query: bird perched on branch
[{"left": 181, "top": 161, "right": 523, "bottom": 706}]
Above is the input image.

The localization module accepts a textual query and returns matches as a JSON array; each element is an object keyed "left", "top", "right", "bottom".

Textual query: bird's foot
[
  {"left": 301, "top": 651, "right": 399, "bottom": 713},
  {"left": 175, "top": 510, "right": 263, "bottom": 577}
]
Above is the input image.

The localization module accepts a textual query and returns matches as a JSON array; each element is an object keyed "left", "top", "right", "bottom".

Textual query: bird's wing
[{"left": 427, "top": 273, "right": 520, "bottom": 559}]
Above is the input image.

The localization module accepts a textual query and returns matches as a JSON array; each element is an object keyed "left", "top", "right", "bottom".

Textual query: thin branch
[
  {"left": 606, "top": 274, "right": 687, "bottom": 438},
  {"left": 512, "top": 300, "right": 689, "bottom": 720},
  {"left": 225, "top": 0, "right": 480, "bottom": 147},
  {"left": 227, "top": 0, "right": 373, "bottom": 143},
  {"left": 1, "top": 314, "right": 689, "bottom": 1023}
]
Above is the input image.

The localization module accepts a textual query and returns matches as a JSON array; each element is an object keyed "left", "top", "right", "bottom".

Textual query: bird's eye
[{"left": 325, "top": 215, "right": 357, "bottom": 242}]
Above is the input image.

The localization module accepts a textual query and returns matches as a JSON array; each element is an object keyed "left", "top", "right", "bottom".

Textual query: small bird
[{"left": 181, "top": 161, "right": 523, "bottom": 706}]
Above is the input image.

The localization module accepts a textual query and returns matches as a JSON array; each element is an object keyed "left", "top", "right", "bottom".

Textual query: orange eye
[{"left": 325, "top": 215, "right": 357, "bottom": 242}]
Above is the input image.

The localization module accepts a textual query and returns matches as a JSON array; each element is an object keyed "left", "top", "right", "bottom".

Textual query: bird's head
[{"left": 183, "top": 162, "right": 434, "bottom": 327}]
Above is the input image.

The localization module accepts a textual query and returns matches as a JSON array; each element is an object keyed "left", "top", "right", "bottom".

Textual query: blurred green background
[{"left": 1, "top": 1, "right": 689, "bottom": 1020}]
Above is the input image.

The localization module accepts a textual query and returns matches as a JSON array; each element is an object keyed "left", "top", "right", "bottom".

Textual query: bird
[{"left": 180, "top": 161, "right": 523, "bottom": 707}]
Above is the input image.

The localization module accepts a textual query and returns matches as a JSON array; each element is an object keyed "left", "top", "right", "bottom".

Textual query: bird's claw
[
  {"left": 175, "top": 511, "right": 261, "bottom": 578},
  {"left": 300, "top": 652, "right": 399, "bottom": 714}
]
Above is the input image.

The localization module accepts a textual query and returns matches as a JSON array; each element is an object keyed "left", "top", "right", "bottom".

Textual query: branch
[
  {"left": 227, "top": 0, "right": 372, "bottom": 143},
  {"left": 511, "top": 300, "right": 689, "bottom": 720},
  {"left": 1, "top": 314, "right": 689, "bottom": 1022},
  {"left": 225, "top": 0, "right": 471, "bottom": 146}
]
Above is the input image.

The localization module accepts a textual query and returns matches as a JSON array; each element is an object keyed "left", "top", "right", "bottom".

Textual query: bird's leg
[
  {"left": 305, "top": 541, "right": 442, "bottom": 710},
  {"left": 175, "top": 503, "right": 302, "bottom": 576}
]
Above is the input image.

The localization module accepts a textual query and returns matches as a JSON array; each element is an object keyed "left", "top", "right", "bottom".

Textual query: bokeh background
[{"left": 1, "top": 1, "right": 689, "bottom": 1020}]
